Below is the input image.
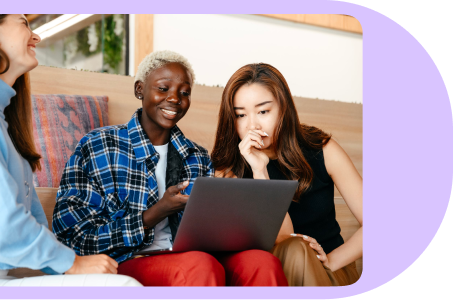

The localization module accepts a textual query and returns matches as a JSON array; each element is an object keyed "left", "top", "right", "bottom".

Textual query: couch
[{"left": 8, "top": 66, "right": 362, "bottom": 278}]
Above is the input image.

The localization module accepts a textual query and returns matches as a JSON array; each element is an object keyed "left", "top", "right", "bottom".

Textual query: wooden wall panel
[
  {"left": 30, "top": 65, "right": 362, "bottom": 192},
  {"left": 134, "top": 14, "right": 155, "bottom": 73},
  {"left": 260, "top": 14, "right": 363, "bottom": 34}
]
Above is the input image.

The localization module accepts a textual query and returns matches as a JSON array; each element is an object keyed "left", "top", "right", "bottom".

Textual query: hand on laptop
[
  {"left": 157, "top": 181, "right": 190, "bottom": 214},
  {"left": 142, "top": 181, "right": 190, "bottom": 228}
]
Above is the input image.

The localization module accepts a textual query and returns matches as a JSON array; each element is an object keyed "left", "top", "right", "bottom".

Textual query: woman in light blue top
[{"left": 0, "top": 14, "right": 141, "bottom": 286}]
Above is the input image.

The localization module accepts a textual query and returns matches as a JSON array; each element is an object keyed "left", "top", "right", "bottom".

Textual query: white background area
[{"left": 152, "top": 14, "right": 363, "bottom": 104}]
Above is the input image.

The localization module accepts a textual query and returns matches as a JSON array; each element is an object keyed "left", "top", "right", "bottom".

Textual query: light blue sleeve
[
  {"left": 0, "top": 152, "right": 75, "bottom": 274},
  {"left": 29, "top": 188, "right": 62, "bottom": 274},
  {"left": 30, "top": 188, "right": 48, "bottom": 228}
]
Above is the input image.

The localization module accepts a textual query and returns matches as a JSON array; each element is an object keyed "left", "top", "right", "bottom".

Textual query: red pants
[{"left": 118, "top": 250, "right": 288, "bottom": 286}]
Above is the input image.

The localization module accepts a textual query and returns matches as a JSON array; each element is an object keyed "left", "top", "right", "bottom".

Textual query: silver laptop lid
[{"left": 172, "top": 177, "right": 298, "bottom": 252}]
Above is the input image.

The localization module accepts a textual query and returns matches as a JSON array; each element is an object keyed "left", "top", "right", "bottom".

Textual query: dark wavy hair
[
  {"left": 211, "top": 63, "right": 331, "bottom": 200},
  {"left": 0, "top": 14, "right": 41, "bottom": 172}
]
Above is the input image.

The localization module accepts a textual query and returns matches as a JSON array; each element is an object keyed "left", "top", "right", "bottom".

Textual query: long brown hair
[
  {"left": 0, "top": 14, "right": 41, "bottom": 171},
  {"left": 211, "top": 63, "right": 330, "bottom": 200}
]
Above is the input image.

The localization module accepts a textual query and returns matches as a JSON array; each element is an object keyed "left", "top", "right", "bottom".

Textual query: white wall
[{"left": 152, "top": 14, "right": 362, "bottom": 104}]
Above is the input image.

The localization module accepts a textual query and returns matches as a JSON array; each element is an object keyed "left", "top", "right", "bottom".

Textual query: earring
[{"left": 138, "top": 95, "right": 143, "bottom": 99}]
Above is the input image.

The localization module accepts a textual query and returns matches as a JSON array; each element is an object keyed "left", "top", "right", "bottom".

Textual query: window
[{"left": 30, "top": 14, "right": 129, "bottom": 75}]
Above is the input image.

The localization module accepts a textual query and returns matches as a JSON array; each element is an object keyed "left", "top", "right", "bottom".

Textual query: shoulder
[
  {"left": 181, "top": 136, "right": 211, "bottom": 161},
  {"left": 215, "top": 169, "right": 237, "bottom": 178},
  {"left": 322, "top": 138, "right": 344, "bottom": 156},
  {"left": 181, "top": 138, "right": 214, "bottom": 174},
  {"left": 322, "top": 138, "right": 352, "bottom": 176},
  {"left": 79, "top": 124, "right": 127, "bottom": 145},
  {"left": 171, "top": 126, "right": 209, "bottom": 159},
  {"left": 75, "top": 124, "right": 127, "bottom": 156},
  {"left": 188, "top": 140, "right": 209, "bottom": 156}
]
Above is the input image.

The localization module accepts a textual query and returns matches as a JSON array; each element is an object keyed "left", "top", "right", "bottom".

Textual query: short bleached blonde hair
[{"left": 135, "top": 50, "right": 195, "bottom": 85}]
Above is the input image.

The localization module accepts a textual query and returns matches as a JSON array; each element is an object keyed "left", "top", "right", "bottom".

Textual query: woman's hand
[
  {"left": 65, "top": 254, "right": 118, "bottom": 274},
  {"left": 238, "top": 130, "right": 270, "bottom": 178},
  {"left": 290, "top": 233, "right": 330, "bottom": 269}
]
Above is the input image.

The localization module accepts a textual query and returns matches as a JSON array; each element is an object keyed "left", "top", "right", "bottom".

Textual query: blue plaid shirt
[{"left": 52, "top": 108, "right": 214, "bottom": 263}]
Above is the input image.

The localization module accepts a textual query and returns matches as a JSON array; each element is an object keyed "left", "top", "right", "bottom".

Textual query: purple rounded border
[{"left": 1, "top": 0, "right": 452, "bottom": 298}]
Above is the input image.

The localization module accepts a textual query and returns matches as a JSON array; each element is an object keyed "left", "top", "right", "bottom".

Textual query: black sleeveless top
[{"left": 242, "top": 147, "right": 344, "bottom": 254}]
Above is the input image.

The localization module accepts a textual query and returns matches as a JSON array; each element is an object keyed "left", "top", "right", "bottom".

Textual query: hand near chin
[{"left": 238, "top": 130, "right": 270, "bottom": 178}]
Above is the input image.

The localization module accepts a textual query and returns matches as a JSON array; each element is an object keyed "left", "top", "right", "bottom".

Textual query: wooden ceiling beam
[{"left": 259, "top": 14, "right": 363, "bottom": 34}]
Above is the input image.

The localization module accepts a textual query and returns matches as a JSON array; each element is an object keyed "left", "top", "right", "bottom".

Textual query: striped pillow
[{"left": 32, "top": 95, "right": 109, "bottom": 188}]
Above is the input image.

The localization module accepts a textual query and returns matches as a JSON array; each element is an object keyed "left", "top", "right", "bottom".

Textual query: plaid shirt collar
[{"left": 128, "top": 108, "right": 199, "bottom": 163}]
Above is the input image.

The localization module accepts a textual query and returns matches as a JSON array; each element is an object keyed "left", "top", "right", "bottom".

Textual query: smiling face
[
  {"left": 135, "top": 62, "right": 192, "bottom": 145},
  {"left": 0, "top": 14, "right": 41, "bottom": 76},
  {"left": 233, "top": 83, "right": 281, "bottom": 150}
]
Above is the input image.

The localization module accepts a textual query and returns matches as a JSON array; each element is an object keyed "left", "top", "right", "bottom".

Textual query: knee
[
  {"left": 274, "top": 237, "right": 310, "bottom": 255},
  {"left": 272, "top": 237, "right": 316, "bottom": 265},
  {"left": 187, "top": 251, "right": 224, "bottom": 271},
  {"left": 184, "top": 251, "right": 225, "bottom": 282},
  {"left": 226, "top": 250, "right": 288, "bottom": 286},
  {"left": 236, "top": 250, "right": 284, "bottom": 272},
  {"left": 277, "top": 236, "right": 307, "bottom": 250}
]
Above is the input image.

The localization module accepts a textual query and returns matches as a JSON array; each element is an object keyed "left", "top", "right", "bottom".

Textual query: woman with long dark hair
[
  {"left": 0, "top": 14, "right": 140, "bottom": 286},
  {"left": 212, "top": 63, "right": 362, "bottom": 286}
]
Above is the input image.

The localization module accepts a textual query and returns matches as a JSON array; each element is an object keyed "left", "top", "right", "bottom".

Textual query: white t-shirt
[{"left": 135, "top": 143, "right": 173, "bottom": 254}]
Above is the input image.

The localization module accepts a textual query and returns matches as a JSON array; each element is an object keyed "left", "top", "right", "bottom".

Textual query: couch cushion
[{"left": 32, "top": 95, "right": 109, "bottom": 188}]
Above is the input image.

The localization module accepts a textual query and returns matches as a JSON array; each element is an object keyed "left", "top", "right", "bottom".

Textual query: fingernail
[
  {"left": 290, "top": 233, "right": 297, "bottom": 236},
  {"left": 303, "top": 235, "right": 308, "bottom": 239},
  {"left": 264, "top": 132, "right": 269, "bottom": 136},
  {"left": 261, "top": 140, "right": 265, "bottom": 146},
  {"left": 316, "top": 255, "right": 320, "bottom": 259}
]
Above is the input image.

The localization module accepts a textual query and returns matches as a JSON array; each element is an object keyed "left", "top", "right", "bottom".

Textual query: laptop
[{"left": 136, "top": 177, "right": 298, "bottom": 256}]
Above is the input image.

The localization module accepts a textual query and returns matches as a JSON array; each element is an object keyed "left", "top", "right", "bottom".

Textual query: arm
[
  {"left": 53, "top": 153, "right": 146, "bottom": 256},
  {"left": 142, "top": 151, "right": 213, "bottom": 227},
  {"left": 275, "top": 212, "right": 295, "bottom": 245},
  {"left": 205, "top": 156, "right": 215, "bottom": 178},
  {"left": 0, "top": 154, "right": 75, "bottom": 274},
  {"left": 323, "top": 138, "right": 363, "bottom": 272}
]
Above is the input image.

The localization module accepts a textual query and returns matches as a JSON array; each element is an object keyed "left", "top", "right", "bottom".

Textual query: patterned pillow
[{"left": 32, "top": 95, "right": 109, "bottom": 188}]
